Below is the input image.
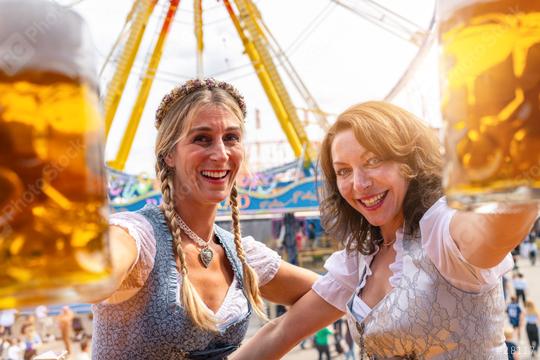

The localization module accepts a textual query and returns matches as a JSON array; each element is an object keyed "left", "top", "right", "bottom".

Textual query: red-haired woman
[{"left": 233, "top": 101, "right": 538, "bottom": 359}]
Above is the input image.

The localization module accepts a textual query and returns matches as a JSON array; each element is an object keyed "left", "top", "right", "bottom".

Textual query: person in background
[
  {"left": 332, "top": 318, "right": 344, "bottom": 354},
  {"left": 314, "top": 326, "right": 333, "bottom": 360},
  {"left": 529, "top": 235, "right": 537, "bottom": 266},
  {"left": 0, "top": 310, "right": 17, "bottom": 337},
  {"left": 282, "top": 213, "right": 300, "bottom": 264},
  {"left": 6, "top": 338, "right": 22, "bottom": 360},
  {"left": 20, "top": 323, "right": 41, "bottom": 360},
  {"left": 0, "top": 336, "right": 6, "bottom": 358},
  {"left": 512, "top": 245, "right": 521, "bottom": 271},
  {"left": 57, "top": 306, "right": 74, "bottom": 355},
  {"left": 73, "top": 339, "right": 91, "bottom": 360},
  {"left": 525, "top": 300, "right": 539, "bottom": 358},
  {"left": 343, "top": 321, "right": 356, "bottom": 360},
  {"left": 513, "top": 273, "right": 528, "bottom": 305},
  {"left": 295, "top": 227, "right": 305, "bottom": 252},
  {"left": 72, "top": 315, "right": 85, "bottom": 342},
  {"left": 307, "top": 223, "right": 317, "bottom": 250},
  {"left": 34, "top": 305, "right": 53, "bottom": 341},
  {"left": 507, "top": 296, "right": 523, "bottom": 341},
  {"left": 505, "top": 328, "right": 519, "bottom": 360}
]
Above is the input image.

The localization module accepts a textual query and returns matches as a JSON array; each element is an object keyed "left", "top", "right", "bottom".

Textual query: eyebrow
[
  {"left": 332, "top": 150, "right": 371, "bottom": 166},
  {"left": 187, "top": 126, "right": 242, "bottom": 134}
]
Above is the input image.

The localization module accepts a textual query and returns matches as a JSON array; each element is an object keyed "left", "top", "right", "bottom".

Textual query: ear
[{"left": 164, "top": 152, "right": 175, "bottom": 168}]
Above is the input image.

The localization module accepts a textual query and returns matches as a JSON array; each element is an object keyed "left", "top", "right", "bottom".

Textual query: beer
[
  {"left": 0, "top": 0, "right": 111, "bottom": 308},
  {"left": 439, "top": 0, "right": 540, "bottom": 210}
]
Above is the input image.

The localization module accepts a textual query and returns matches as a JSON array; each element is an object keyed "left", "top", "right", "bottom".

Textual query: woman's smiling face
[
  {"left": 331, "top": 129, "right": 408, "bottom": 235},
  {"left": 166, "top": 105, "right": 244, "bottom": 207}
]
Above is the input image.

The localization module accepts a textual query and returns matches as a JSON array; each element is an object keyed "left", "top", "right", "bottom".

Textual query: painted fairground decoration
[
  {"left": 216, "top": 176, "right": 319, "bottom": 215},
  {"left": 107, "top": 161, "right": 320, "bottom": 214}
]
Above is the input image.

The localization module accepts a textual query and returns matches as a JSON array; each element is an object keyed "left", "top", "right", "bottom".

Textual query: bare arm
[
  {"left": 451, "top": 204, "right": 538, "bottom": 268},
  {"left": 231, "top": 290, "right": 343, "bottom": 360},
  {"left": 80, "top": 225, "right": 138, "bottom": 303},
  {"left": 260, "top": 261, "right": 319, "bottom": 305}
]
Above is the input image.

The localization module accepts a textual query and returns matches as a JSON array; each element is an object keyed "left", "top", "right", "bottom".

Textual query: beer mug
[
  {"left": 0, "top": 0, "right": 111, "bottom": 308},
  {"left": 439, "top": 0, "right": 540, "bottom": 210}
]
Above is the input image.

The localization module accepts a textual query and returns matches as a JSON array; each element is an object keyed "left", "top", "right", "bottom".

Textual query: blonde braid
[
  {"left": 230, "top": 184, "right": 267, "bottom": 320},
  {"left": 157, "top": 159, "right": 217, "bottom": 331}
]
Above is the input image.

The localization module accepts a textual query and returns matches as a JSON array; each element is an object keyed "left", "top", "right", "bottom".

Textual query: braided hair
[{"left": 155, "top": 78, "right": 266, "bottom": 330}]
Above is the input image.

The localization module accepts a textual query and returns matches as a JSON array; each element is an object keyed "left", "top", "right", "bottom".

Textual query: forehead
[
  {"left": 187, "top": 104, "right": 241, "bottom": 130},
  {"left": 331, "top": 129, "right": 368, "bottom": 161}
]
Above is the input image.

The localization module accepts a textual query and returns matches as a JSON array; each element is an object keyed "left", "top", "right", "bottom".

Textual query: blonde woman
[
  {"left": 232, "top": 101, "right": 538, "bottom": 359},
  {"left": 525, "top": 300, "right": 539, "bottom": 358},
  {"left": 91, "top": 78, "right": 316, "bottom": 359}
]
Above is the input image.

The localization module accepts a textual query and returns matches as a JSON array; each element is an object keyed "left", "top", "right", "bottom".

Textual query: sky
[{"left": 59, "top": 0, "right": 438, "bottom": 175}]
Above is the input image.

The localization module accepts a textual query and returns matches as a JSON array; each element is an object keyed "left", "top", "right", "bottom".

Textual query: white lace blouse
[
  {"left": 106, "top": 211, "right": 281, "bottom": 329},
  {"left": 313, "top": 197, "right": 514, "bottom": 318}
]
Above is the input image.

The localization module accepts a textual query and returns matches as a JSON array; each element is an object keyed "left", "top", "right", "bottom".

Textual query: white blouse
[
  {"left": 107, "top": 211, "right": 281, "bottom": 329},
  {"left": 313, "top": 197, "right": 513, "bottom": 317}
]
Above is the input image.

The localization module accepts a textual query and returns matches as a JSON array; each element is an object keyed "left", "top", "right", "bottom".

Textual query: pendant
[{"left": 199, "top": 247, "right": 214, "bottom": 268}]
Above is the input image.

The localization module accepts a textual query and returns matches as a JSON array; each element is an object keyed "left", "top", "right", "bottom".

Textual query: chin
[{"left": 208, "top": 192, "right": 230, "bottom": 204}]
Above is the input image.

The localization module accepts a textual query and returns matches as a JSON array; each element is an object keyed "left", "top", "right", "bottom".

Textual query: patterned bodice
[
  {"left": 92, "top": 205, "right": 251, "bottom": 359},
  {"left": 346, "top": 233, "right": 507, "bottom": 359}
]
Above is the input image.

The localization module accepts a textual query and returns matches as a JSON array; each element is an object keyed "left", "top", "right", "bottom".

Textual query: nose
[
  {"left": 352, "top": 168, "right": 372, "bottom": 192},
  {"left": 209, "top": 139, "right": 228, "bottom": 162}
]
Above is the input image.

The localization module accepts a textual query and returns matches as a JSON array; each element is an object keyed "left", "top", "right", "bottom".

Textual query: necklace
[
  {"left": 174, "top": 213, "right": 214, "bottom": 268},
  {"left": 382, "top": 238, "right": 396, "bottom": 247}
]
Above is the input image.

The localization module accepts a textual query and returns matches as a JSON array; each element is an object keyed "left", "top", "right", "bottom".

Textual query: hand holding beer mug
[
  {"left": 0, "top": 0, "right": 111, "bottom": 308},
  {"left": 439, "top": 0, "right": 540, "bottom": 210}
]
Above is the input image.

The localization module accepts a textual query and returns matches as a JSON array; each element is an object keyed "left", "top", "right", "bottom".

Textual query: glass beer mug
[
  {"left": 439, "top": 0, "right": 540, "bottom": 210},
  {"left": 0, "top": 0, "right": 111, "bottom": 308}
]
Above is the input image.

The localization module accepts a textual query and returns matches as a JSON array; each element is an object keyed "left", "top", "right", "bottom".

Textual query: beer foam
[{"left": 0, "top": 0, "right": 97, "bottom": 87}]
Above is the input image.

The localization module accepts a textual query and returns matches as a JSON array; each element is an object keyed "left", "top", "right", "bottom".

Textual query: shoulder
[
  {"left": 419, "top": 197, "right": 513, "bottom": 293},
  {"left": 242, "top": 235, "right": 281, "bottom": 286},
  {"left": 312, "top": 250, "right": 362, "bottom": 312},
  {"left": 419, "top": 197, "right": 455, "bottom": 232},
  {"left": 110, "top": 210, "right": 155, "bottom": 242}
]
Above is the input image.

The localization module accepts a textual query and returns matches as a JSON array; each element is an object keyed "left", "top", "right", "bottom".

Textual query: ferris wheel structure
[{"left": 98, "top": 0, "right": 436, "bottom": 174}]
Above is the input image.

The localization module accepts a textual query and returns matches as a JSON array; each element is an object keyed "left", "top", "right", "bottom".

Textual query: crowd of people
[
  {"left": 0, "top": 306, "right": 91, "bottom": 360},
  {"left": 504, "top": 237, "right": 540, "bottom": 360}
]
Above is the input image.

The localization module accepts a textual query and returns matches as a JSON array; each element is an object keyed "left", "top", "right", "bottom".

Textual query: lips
[
  {"left": 358, "top": 191, "right": 388, "bottom": 209},
  {"left": 200, "top": 170, "right": 229, "bottom": 180}
]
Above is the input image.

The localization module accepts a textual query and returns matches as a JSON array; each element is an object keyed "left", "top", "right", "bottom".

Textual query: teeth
[
  {"left": 201, "top": 170, "right": 228, "bottom": 179},
  {"left": 361, "top": 192, "right": 385, "bottom": 207}
]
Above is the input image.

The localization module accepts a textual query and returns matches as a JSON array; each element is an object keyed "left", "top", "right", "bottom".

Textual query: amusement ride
[{"left": 94, "top": 0, "right": 436, "bottom": 265}]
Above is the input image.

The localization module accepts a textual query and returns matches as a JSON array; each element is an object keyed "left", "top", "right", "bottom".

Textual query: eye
[
  {"left": 193, "top": 134, "right": 211, "bottom": 145},
  {"left": 335, "top": 168, "right": 352, "bottom": 177},
  {"left": 366, "top": 156, "right": 382, "bottom": 167},
  {"left": 224, "top": 133, "right": 241, "bottom": 143}
]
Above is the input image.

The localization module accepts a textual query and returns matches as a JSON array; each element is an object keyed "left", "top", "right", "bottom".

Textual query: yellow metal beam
[
  {"left": 103, "top": 0, "right": 157, "bottom": 137},
  {"left": 194, "top": 0, "right": 204, "bottom": 78},
  {"left": 223, "top": 0, "right": 304, "bottom": 158},
  {"left": 224, "top": 0, "right": 316, "bottom": 165},
  {"left": 109, "top": 0, "right": 181, "bottom": 171}
]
